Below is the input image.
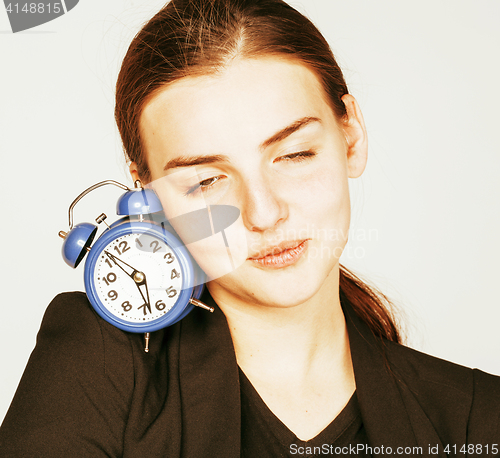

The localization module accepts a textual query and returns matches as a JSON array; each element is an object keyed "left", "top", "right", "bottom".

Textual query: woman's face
[{"left": 137, "top": 58, "right": 366, "bottom": 309}]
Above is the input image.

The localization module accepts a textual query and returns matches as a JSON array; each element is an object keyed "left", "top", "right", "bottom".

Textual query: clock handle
[
  {"left": 144, "top": 333, "right": 151, "bottom": 353},
  {"left": 66, "top": 180, "right": 130, "bottom": 230}
]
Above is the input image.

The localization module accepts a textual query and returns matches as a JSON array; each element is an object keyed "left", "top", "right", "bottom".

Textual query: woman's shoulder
[
  {"left": 384, "top": 338, "right": 500, "bottom": 393},
  {"left": 37, "top": 291, "right": 172, "bottom": 400},
  {"left": 384, "top": 339, "right": 500, "bottom": 441},
  {"left": 40, "top": 291, "right": 143, "bottom": 365},
  {"left": 41, "top": 291, "right": 170, "bottom": 353},
  {"left": 0, "top": 292, "right": 171, "bottom": 457}
]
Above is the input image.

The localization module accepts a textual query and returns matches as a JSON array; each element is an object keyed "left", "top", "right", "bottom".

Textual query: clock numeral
[
  {"left": 114, "top": 240, "right": 130, "bottom": 255},
  {"left": 104, "top": 258, "right": 113, "bottom": 269},
  {"left": 121, "top": 301, "right": 132, "bottom": 312},
  {"left": 138, "top": 303, "right": 152, "bottom": 315},
  {"left": 171, "top": 269, "right": 180, "bottom": 280},
  {"left": 164, "top": 252, "right": 175, "bottom": 264},
  {"left": 135, "top": 238, "right": 143, "bottom": 248},
  {"left": 155, "top": 300, "right": 166, "bottom": 311},
  {"left": 150, "top": 240, "right": 162, "bottom": 253},
  {"left": 166, "top": 286, "right": 177, "bottom": 298},
  {"left": 102, "top": 272, "right": 117, "bottom": 286},
  {"left": 108, "top": 290, "right": 118, "bottom": 301}
]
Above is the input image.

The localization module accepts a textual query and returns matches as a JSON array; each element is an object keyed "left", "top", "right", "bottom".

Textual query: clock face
[{"left": 92, "top": 232, "right": 184, "bottom": 323}]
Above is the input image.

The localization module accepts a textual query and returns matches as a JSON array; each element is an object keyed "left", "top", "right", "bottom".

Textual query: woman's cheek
[
  {"left": 285, "top": 161, "right": 348, "bottom": 215},
  {"left": 292, "top": 165, "right": 350, "bottom": 255},
  {"left": 179, "top": 214, "right": 248, "bottom": 281},
  {"left": 148, "top": 174, "right": 249, "bottom": 281}
]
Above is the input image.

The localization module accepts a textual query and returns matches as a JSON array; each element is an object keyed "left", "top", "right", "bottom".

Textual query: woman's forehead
[{"left": 139, "top": 58, "right": 335, "bottom": 156}]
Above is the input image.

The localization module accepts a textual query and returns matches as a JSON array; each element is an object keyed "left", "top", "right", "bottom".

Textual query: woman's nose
[{"left": 241, "top": 176, "right": 288, "bottom": 233}]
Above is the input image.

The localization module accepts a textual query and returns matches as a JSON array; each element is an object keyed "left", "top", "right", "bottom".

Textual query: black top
[
  {"left": 239, "top": 368, "right": 370, "bottom": 457},
  {"left": 0, "top": 291, "right": 499, "bottom": 457}
]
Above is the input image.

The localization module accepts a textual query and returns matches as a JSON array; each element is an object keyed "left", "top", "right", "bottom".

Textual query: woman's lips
[{"left": 248, "top": 240, "right": 308, "bottom": 269}]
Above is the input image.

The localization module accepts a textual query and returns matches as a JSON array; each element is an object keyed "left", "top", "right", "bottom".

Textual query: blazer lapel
[
  {"left": 177, "top": 289, "right": 447, "bottom": 457},
  {"left": 343, "top": 299, "right": 446, "bottom": 457},
  {"left": 178, "top": 290, "right": 241, "bottom": 458}
]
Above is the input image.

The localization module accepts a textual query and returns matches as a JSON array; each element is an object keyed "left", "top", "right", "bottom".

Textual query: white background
[{"left": 1, "top": 0, "right": 499, "bottom": 424}]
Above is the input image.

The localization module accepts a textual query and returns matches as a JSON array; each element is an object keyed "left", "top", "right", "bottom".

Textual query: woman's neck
[
  {"left": 208, "top": 265, "right": 355, "bottom": 440},
  {"left": 207, "top": 265, "right": 353, "bottom": 387}
]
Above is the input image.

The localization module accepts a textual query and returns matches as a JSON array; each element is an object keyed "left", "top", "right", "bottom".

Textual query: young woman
[{"left": 1, "top": 1, "right": 499, "bottom": 456}]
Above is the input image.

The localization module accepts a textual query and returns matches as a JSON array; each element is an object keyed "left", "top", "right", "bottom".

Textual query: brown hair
[{"left": 115, "top": 0, "right": 402, "bottom": 343}]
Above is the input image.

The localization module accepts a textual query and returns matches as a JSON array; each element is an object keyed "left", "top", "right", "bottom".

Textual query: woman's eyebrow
[
  {"left": 163, "top": 116, "right": 321, "bottom": 171},
  {"left": 260, "top": 116, "right": 321, "bottom": 150},
  {"left": 164, "top": 154, "right": 229, "bottom": 171}
]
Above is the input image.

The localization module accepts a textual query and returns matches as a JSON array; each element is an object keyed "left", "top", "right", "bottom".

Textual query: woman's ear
[
  {"left": 341, "top": 94, "right": 368, "bottom": 178},
  {"left": 129, "top": 162, "right": 140, "bottom": 182}
]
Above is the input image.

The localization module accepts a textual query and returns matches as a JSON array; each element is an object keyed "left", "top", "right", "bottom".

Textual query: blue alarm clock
[{"left": 59, "top": 180, "right": 212, "bottom": 352}]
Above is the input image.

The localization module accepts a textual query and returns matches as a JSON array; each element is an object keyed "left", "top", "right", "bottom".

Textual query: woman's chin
[{"left": 208, "top": 258, "right": 335, "bottom": 311}]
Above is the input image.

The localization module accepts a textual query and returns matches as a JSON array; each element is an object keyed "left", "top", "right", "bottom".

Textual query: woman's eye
[
  {"left": 275, "top": 150, "right": 316, "bottom": 163},
  {"left": 199, "top": 176, "right": 220, "bottom": 188},
  {"left": 185, "top": 176, "right": 223, "bottom": 196}
]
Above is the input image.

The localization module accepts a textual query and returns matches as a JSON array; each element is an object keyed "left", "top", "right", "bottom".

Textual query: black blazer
[{"left": 0, "top": 291, "right": 499, "bottom": 457}]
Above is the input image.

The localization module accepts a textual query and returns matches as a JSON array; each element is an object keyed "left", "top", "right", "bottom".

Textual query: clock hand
[
  {"left": 142, "top": 276, "right": 150, "bottom": 307},
  {"left": 104, "top": 251, "right": 151, "bottom": 311},
  {"left": 136, "top": 281, "right": 151, "bottom": 314},
  {"left": 104, "top": 251, "right": 136, "bottom": 278}
]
